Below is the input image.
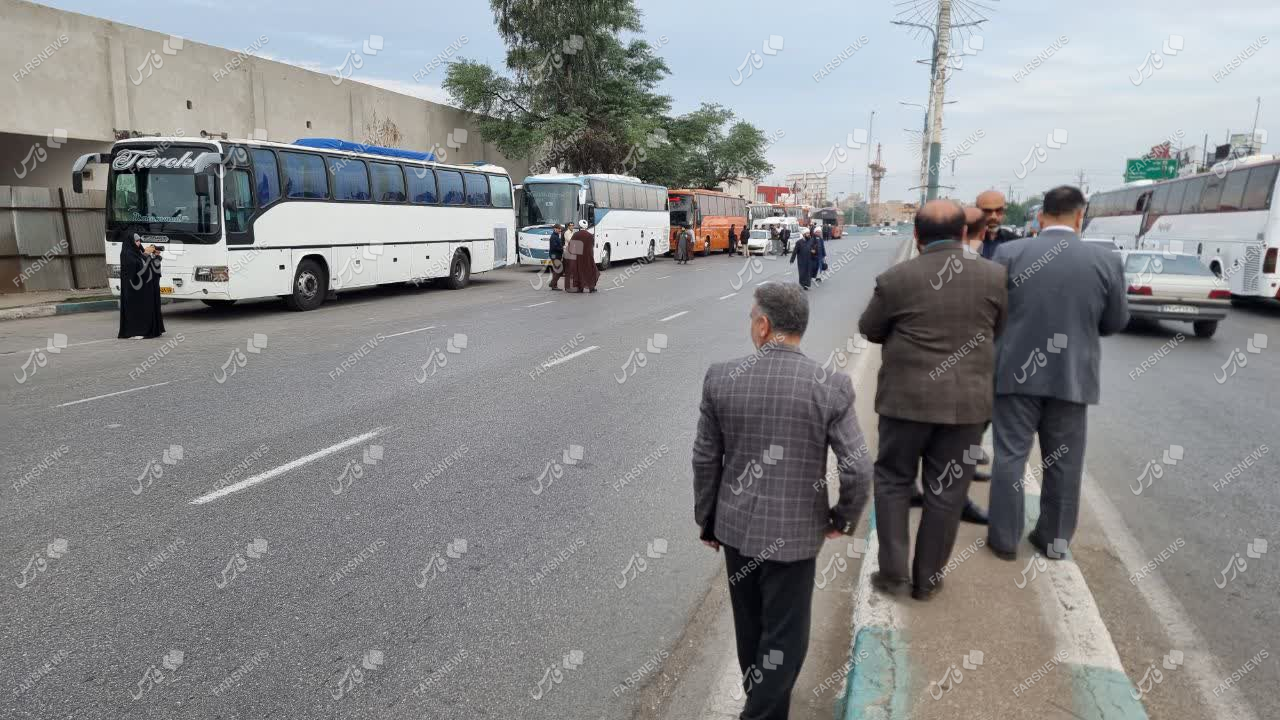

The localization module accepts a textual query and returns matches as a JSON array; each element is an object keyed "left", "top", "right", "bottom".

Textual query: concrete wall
[{"left": 0, "top": 0, "right": 531, "bottom": 190}]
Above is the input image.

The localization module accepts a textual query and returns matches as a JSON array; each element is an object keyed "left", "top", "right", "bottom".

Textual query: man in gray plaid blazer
[
  {"left": 858, "top": 200, "right": 1007, "bottom": 601},
  {"left": 693, "top": 282, "right": 871, "bottom": 720}
]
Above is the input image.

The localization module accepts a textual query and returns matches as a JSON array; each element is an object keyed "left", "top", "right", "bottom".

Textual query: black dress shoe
[
  {"left": 988, "top": 542, "right": 1017, "bottom": 562},
  {"left": 870, "top": 571, "right": 910, "bottom": 597},
  {"left": 961, "top": 500, "right": 988, "bottom": 525},
  {"left": 912, "top": 579, "right": 943, "bottom": 601},
  {"left": 1028, "top": 530, "right": 1066, "bottom": 560},
  {"left": 909, "top": 493, "right": 924, "bottom": 507}
]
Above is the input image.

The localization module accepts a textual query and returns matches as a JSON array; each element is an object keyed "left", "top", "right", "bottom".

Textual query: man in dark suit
[
  {"left": 976, "top": 190, "right": 1019, "bottom": 259},
  {"left": 858, "top": 200, "right": 1008, "bottom": 600},
  {"left": 547, "top": 224, "right": 566, "bottom": 290},
  {"left": 694, "top": 282, "right": 871, "bottom": 719},
  {"left": 987, "top": 186, "right": 1129, "bottom": 561}
]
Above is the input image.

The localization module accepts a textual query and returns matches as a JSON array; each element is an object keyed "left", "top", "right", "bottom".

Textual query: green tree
[
  {"left": 1005, "top": 194, "right": 1043, "bottom": 228},
  {"left": 635, "top": 103, "right": 773, "bottom": 189},
  {"left": 443, "top": 0, "right": 671, "bottom": 173}
]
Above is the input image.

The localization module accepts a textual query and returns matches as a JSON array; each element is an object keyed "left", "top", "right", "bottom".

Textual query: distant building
[
  {"left": 719, "top": 176, "right": 758, "bottom": 202},
  {"left": 878, "top": 201, "right": 919, "bottom": 224},
  {"left": 783, "top": 172, "right": 829, "bottom": 207},
  {"left": 755, "top": 184, "right": 789, "bottom": 204}
]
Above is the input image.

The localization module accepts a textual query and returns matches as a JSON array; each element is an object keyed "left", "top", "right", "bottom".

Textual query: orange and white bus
[
  {"left": 667, "top": 189, "right": 749, "bottom": 255},
  {"left": 811, "top": 207, "right": 844, "bottom": 238}
]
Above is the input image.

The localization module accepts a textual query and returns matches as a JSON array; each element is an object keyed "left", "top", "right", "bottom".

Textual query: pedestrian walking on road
[
  {"left": 566, "top": 219, "right": 600, "bottom": 293},
  {"left": 789, "top": 230, "right": 816, "bottom": 289},
  {"left": 780, "top": 225, "right": 791, "bottom": 254},
  {"left": 728, "top": 225, "right": 738, "bottom": 256},
  {"left": 976, "top": 190, "right": 1019, "bottom": 259},
  {"left": 858, "top": 200, "right": 1008, "bottom": 601},
  {"left": 675, "top": 224, "right": 693, "bottom": 264},
  {"left": 812, "top": 231, "right": 828, "bottom": 285},
  {"left": 118, "top": 232, "right": 166, "bottom": 339},
  {"left": 768, "top": 225, "right": 780, "bottom": 256},
  {"left": 547, "top": 224, "right": 566, "bottom": 291},
  {"left": 986, "top": 186, "right": 1129, "bottom": 562},
  {"left": 693, "top": 282, "right": 870, "bottom": 720}
]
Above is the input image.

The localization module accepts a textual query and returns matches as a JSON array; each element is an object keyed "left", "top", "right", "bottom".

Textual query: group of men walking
[{"left": 691, "top": 185, "right": 1130, "bottom": 719}]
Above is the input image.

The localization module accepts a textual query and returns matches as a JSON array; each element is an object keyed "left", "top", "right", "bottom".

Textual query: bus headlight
[
  {"left": 107, "top": 264, "right": 121, "bottom": 279},
  {"left": 195, "top": 266, "right": 230, "bottom": 282}
]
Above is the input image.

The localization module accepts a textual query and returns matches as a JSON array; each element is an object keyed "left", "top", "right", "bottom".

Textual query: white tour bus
[
  {"left": 517, "top": 173, "right": 668, "bottom": 269},
  {"left": 1081, "top": 179, "right": 1155, "bottom": 249},
  {"left": 1116, "top": 157, "right": 1279, "bottom": 299},
  {"left": 72, "top": 137, "right": 516, "bottom": 311}
]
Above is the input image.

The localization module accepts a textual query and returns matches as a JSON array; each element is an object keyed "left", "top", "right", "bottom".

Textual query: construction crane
[{"left": 868, "top": 143, "right": 886, "bottom": 225}]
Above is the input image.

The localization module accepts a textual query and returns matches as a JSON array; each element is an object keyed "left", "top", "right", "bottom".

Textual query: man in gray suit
[
  {"left": 693, "top": 282, "right": 871, "bottom": 720},
  {"left": 859, "top": 200, "right": 1007, "bottom": 600},
  {"left": 987, "top": 186, "right": 1129, "bottom": 561}
]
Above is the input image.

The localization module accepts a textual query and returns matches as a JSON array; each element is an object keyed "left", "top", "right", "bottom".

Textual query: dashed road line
[
  {"left": 718, "top": 293, "right": 737, "bottom": 300},
  {"left": 660, "top": 311, "right": 689, "bottom": 322},
  {"left": 54, "top": 381, "right": 172, "bottom": 408},
  {"left": 2, "top": 337, "right": 114, "bottom": 356},
  {"left": 526, "top": 301, "right": 555, "bottom": 308},
  {"left": 383, "top": 325, "right": 436, "bottom": 339},
  {"left": 541, "top": 345, "right": 599, "bottom": 369},
  {"left": 190, "top": 427, "right": 387, "bottom": 505}
]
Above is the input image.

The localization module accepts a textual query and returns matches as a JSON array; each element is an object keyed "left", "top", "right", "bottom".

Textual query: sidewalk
[
  {"left": 832, "top": 240, "right": 1152, "bottom": 720},
  {"left": 0, "top": 288, "right": 118, "bottom": 321}
]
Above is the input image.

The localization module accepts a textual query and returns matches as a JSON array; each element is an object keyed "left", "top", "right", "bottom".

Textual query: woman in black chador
[{"left": 118, "top": 233, "right": 166, "bottom": 339}]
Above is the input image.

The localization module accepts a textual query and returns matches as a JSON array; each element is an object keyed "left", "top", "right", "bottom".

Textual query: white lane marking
[
  {"left": 526, "top": 301, "right": 555, "bottom": 308},
  {"left": 657, "top": 275, "right": 671, "bottom": 279},
  {"left": 755, "top": 280, "right": 773, "bottom": 286},
  {"left": 541, "top": 345, "right": 599, "bottom": 369},
  {"left": 2, "top": 337, "right": 114, "bottom": 356},
  {"left": 190, "top": 428, "right": 386, "bottom": 505},
  {"left": 718, "top": 293, "right": 737, "bottom": 300},
  {"left": 659, "top": 311, "right": 689, "bottom": 322},
  {"left": 694, "top": 268, "right": 708, "bottom": 272},
  {"left": 1081, "top": 468, "right": 1261, "bottom": 720},
  {"left": 383, "top": 325, "right": 435, "bottom": 339},
  {"left": 54, "top": 381, "right": 171, "bottom": 408}
]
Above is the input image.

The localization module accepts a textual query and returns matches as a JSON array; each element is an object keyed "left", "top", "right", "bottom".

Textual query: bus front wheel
[
  {"left": 284, "top": 259, "right": 327, "bottom": 311},
  {"left": 444, "top": 250, "right": 470, "bottom": 290}
]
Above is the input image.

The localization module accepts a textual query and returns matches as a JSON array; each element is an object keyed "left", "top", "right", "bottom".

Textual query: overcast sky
[{"left": 40, "top": 0, "right": 1280, "bottom": 204}]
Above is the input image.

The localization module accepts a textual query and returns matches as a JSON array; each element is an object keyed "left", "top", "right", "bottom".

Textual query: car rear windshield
[{"left": 1125, "top": 254, "right": 1212, "bottom": 276}]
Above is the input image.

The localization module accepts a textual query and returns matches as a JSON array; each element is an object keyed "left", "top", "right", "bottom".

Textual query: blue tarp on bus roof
[{"left": 292, "top": 138, "right": 435, "bottom": 162}]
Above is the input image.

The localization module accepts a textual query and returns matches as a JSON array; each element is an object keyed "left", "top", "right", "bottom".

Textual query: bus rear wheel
[
  {"left": 284, "top": 259, "right": 326, "bottom": 311},
  {"left": 444, "top": 250, "right": 470, "bottom": 290}
]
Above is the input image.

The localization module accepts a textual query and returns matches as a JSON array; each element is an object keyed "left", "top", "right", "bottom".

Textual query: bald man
[
  {"left": 976, "top": 190, "right": 1019, "bottom": 259},
  {"left": 859, "top": 200, "right": 1007, "bottom": 600}
]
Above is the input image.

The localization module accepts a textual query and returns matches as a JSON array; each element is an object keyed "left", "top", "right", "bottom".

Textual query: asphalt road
[
  {"left": 1083, "top": 299, "right": 1280, "bottom": 720},
  {"left": 1, "top": 233, "right": 897, "bottom": 720}
]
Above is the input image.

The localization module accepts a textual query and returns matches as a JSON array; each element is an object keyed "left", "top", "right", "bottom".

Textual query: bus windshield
[
  {"left": 109, "top": 169, "right": 220, "bottom": 237},
  {"left": 523, "top": 183, "right": 579, "bottom": 227},
  {"left": 669, "top": 194, "right": 692, "bottom": 226}
]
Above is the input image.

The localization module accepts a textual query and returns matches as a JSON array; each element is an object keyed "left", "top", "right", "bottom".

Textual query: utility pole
[
  {"left": 1076, "top": 168, "right": 1088, "bottom": 194},
  {"left": 865, "top": 110, "right": 875, "bottom": 206},
  {"left": 1250, "top": 96, "right": 1262, "bottom": 154},
  {"left": 869, "top": 143, "right": 887, "bottom": 225},
  {"left": 924, "top": 0, "right": 953, "bottom": 204}
]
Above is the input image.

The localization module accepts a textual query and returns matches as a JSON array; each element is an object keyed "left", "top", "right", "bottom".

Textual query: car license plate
[
  {"left": 160, "top": 286, "right": 174, "bottom": 294},
  {"left": 1161, "top": 304, "right": 1197, "bottom": 314}
]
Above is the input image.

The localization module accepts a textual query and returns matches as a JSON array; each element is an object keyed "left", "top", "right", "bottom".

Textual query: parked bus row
[{"left": 1082, "top": 155, "right": 1280, "bottom": 300}]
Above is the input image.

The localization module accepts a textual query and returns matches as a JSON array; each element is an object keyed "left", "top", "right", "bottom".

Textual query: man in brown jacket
[{"left": 858, "top": 200, "right": 1008, "bottom": 600}]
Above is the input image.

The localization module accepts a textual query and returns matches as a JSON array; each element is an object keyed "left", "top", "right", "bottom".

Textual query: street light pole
[{"left": 925, "top": 0, "right": 953, "bottom": 203}]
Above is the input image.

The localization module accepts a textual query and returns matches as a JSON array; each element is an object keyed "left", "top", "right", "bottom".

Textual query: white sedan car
[
  {"left": 878, "top": 226, "right": 900, "bottom": 236},
  {"left": 745, "top": 229, "right": 770, "bottom": 255},
  {"left": 1123, "top": 251, "right": 1231, "bottom": 338}
]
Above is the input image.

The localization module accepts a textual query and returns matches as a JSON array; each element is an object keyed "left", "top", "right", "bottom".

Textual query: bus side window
[
  {"left": 224, "top": 169, "right": 253, "bottom": 233},
  {"left": 250, "top": 149, "right": 281, "bottom": 207}
]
